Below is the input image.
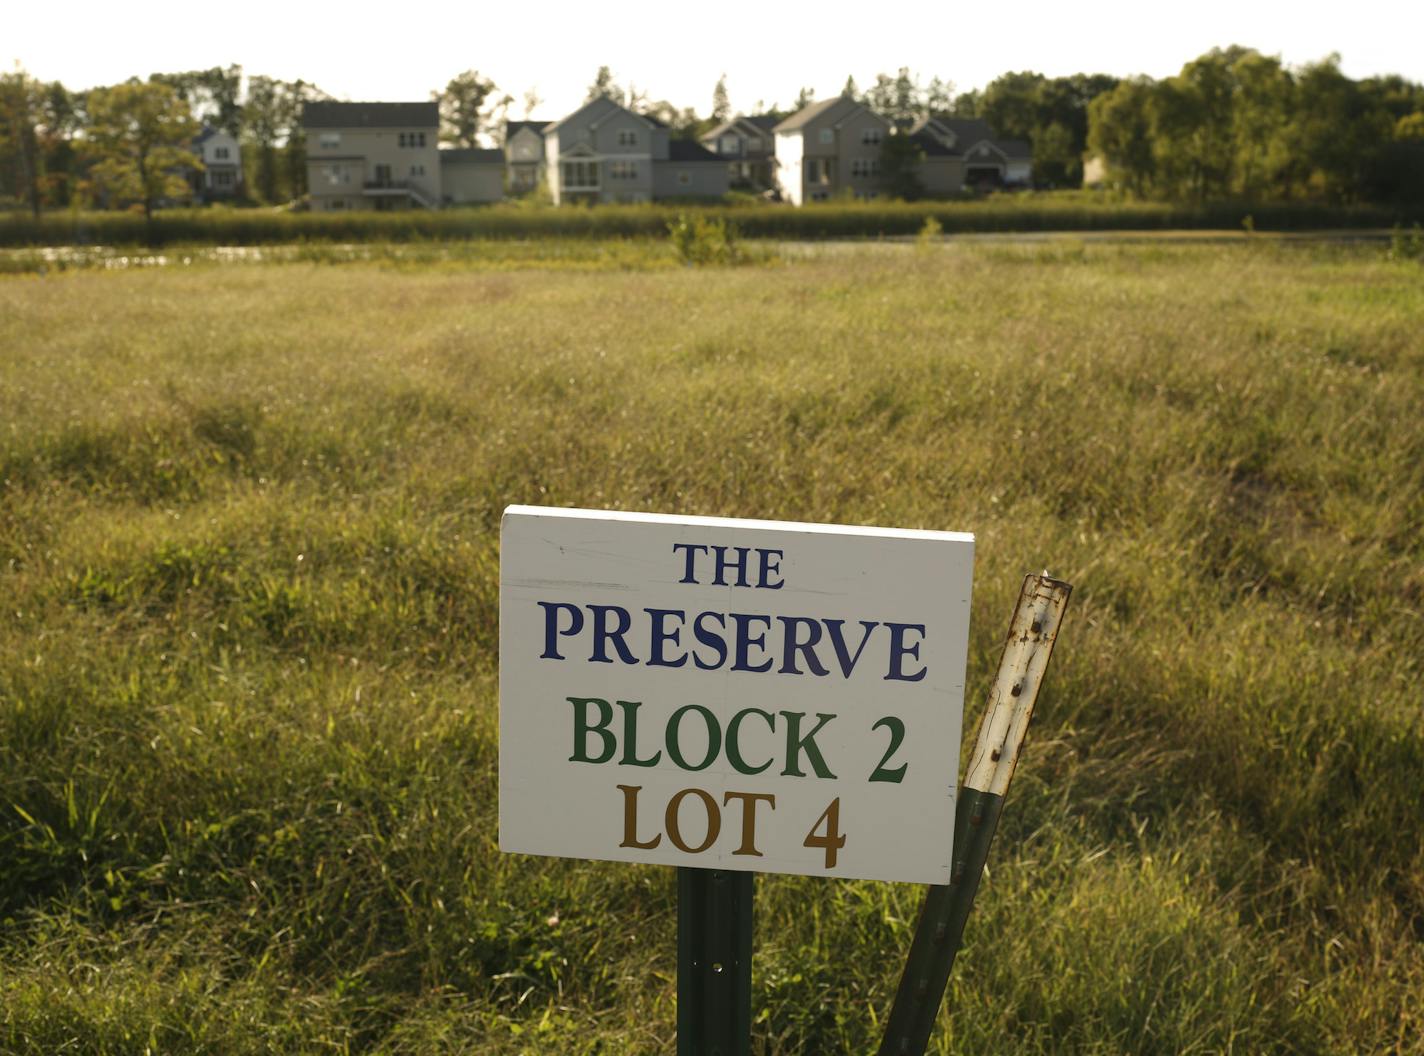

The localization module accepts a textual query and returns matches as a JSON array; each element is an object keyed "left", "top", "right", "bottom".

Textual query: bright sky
[{"left": 11, "top": 0, "right": 1423, "bottom": 119}]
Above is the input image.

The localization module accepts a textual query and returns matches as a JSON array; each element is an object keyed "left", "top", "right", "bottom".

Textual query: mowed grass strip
[{"left": 0, "top": 242, "right": 1421, "bottom": 1054}]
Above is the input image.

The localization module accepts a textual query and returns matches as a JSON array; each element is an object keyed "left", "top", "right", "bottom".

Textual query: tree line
[{"left": 3, "top": 48, "right": 1421, "bottom": 216}]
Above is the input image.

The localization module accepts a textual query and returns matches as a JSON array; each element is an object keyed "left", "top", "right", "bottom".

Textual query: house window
[
  {"left": 213, "top": 170, "right": 234, "bottom": 187},
  {"left": 747, "top": 136, "right": 763, "bottom": 151},
  {"left": 720, "top": 133, "right": 739, "bottom": 155},
  {"left": 563, "top": 161, "right": 599, "bottom": 187},
  {"left": 862, "top": 128, "right": 882, "bottom": 146},
  {"left": 851, "top": 158, "right": 881, "bottom": 178},
  {"left": 819, "top": 128, "right": 833, "bottom": 145},
  {"left": 417, "top": 132, "right": 427, "bottom": 147},
  {"left": 319, "top": 132, "right": 341, "bottom": 148},
  {"left": 609, "top": 160, "right": 639, "bottom": 180},
  {"left": 810, "top": 158, "right": 834, "bottom": 184},
  {"left": 214, "top": 146, "right": 230, "bottom": 159},
  {"left": 410, "top": 164, "right": 425, "bottom": 176},
  {"left": 617, "top": 129, "right": 638, "bottom": 147},
  {"left": 399, "top": 132, "right": 407, "bottom": 147},
  {"left": 326, "top": 164, "right": 348, "bottom": 185}
]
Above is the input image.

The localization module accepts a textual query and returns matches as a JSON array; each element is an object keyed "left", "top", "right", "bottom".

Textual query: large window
[
  {"left": 609, "top": 160, "right": 639, "bottom": 180},
  {"left": 851, "top": 158, "right": 880, "bottom": 178},
  {"left": 563, "top": 161, "right": 600, "bottom": 187},
  {"left": 319, "top": 132, "right": 341, "bottom": 149},
  {"left": 861, "top": 128, "right": 882, "bottom": 146},
  {"left": 819, "top": 128, "right": 833, "bottom": 145},
  {"left": 617, "top": 129, "right": 638, "bottom": 147},
  {"left": 719, "top": 133, "right": 739, "bottom": 155},
  {"left": 214, "top": 146, "right": 230, "bottom": 159}
]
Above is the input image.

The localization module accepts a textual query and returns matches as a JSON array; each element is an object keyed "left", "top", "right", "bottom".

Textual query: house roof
[
  {"left": 668, "top": 139, "right": 720, "bottom": 162},
  {"left": 745, "top": 115, "right": 779, "bottom": 131},
  {"left": 700, "top": 115, "right": 777, "bottom": 144},
  {"left": 773, "top": 96, "right": 857, "bottom": 132},
  {"left": 303, "top": 101, "right": 439, "bottom": 130},
  {"left": 194, "top": 126, "right": 219, "bottom": 145},
  {"left": 544, "top": 94, "right": 653, "bottom": 134},
  {"left": 505, "top": 119, "right": 551, "bottom": 137},
  {"left": 440, "top": 148, "right": 504, "bottom": 165},
  {"left": 909, "top": 117, "right": 1033, "bottom": 161}
]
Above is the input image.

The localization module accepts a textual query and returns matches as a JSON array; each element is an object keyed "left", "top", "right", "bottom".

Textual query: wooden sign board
[{"left": 499, "top": 506, "right": 974, "bottom": 884}]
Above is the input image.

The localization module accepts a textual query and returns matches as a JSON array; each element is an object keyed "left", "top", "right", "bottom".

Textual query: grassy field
[
  {"left": 3, "top": 196, "right": 1422, "bottom": 247},
  {"left": 0, "top": 239, "right": 1421, "bottom": 1053}
]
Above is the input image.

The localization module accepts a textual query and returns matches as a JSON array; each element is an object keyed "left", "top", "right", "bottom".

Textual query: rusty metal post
[{"left": 878, "top": 572, "right": 1072, "bottom": 1056}]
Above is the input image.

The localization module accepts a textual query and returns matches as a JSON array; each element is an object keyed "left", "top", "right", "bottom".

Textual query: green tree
[
  {"left": 1227, "top": 50, "right": 1294, "bottom": 199},
  {"left": 879, "top": 131, "right": 926, "bottom": 199},
  {"left": 84, "top": 79, "right": 199, "bottom": 220},
  {"left": 1288, "top": 55, "right": 1393, "bottom": 202},
  {"left": 587, "top": 66, "right": 627, "bottom": 106},
  {"left": 0, "top": 68, "right": 46, "bottom": 216},
  {"left": 437, "top": 69, "right": 499, "bottom": 147},
  {"left": 712, "top": 74, "right": 731, "bottom": 123},
  {"left": 1087, "top": 76, "right": 1156, "bottom": 195},
  {"left": 151, "top": 65, "right": 243, "bottom": 135}
]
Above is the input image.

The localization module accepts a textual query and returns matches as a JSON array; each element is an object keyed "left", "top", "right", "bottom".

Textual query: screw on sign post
[{"left": 878, "top": 572, "right": 1072, "bottom": 1056}]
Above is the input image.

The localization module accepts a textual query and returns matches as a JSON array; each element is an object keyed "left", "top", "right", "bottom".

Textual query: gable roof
[
  {"left": 545, "top": 94, "right": 656, "bottom": 135},
  {"left": 745, "top": 114, "right": 779, "bottom": 131},
  {"left": 303, "top": 101, "right": 439, "bottom": 130},
  {"left": 700, "top": 115, "right": 777, "bottom": 144},
  {"left": 506, "top": 119, "right": 551, "bottom": 138},
  {"left": 439, "top": 148, "right": 504, "bottom": 165},
  {"left": 773, "top": 95, "right": 858, "bottom": 132}
]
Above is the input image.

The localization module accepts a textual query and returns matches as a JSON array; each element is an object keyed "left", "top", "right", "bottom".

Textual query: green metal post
[
  {"left": 878, "top": 573, "right": 1072, "bottom": 1056},
  {"left": 678, "top": 866, "right": 754, "bottom": 1056}
]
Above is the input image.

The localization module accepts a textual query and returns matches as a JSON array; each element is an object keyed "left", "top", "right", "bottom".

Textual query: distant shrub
[
  {"left": 667, "top": 213, "right": 740, "bottom": 265},
  {"left": 1388, "top": 221, "right": 1422, "bottom": 261}
]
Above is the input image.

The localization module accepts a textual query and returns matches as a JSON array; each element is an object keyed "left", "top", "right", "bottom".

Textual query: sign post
[
  {"left": 498, "top": 505, "right": 977, "bottom": 1048},
  {"left": 878, "top": 573, "right": 1072, "bottom": 1056}
]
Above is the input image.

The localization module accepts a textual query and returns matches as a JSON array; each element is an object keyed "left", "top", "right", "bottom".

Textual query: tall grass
[
  {"left": 0, "top": 241, "right": 1421, "bottom": 1052},
  {"left": 3, "top": 196, "right": 1422, "bottom": 247}
]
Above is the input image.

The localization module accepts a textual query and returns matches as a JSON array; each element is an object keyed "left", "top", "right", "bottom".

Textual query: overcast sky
[{"left": 11, "top": 0, "right": 1422, "bottom": 118}]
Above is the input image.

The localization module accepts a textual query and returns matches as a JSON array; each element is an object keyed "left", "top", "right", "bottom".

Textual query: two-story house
[
  {"left": 543, "top": 95, "right": 727, "bottom": 205},
  {"left": 505, "top": 120, "right": 551, "bottom": 195},
  {"left": 303, "top": 101, "right": 441, "bottom": 211},
  {"left": 773, "top": 96, "right": 891, "bottom": 205},
  {"left": 908, "top": 117, "right": 1033, "bottom": 193},
  {"left": 191, "top": 126, "right": 242, "bottom": 202},
  {"left": 699, "top": 114, "right": 778, "bottom": 191}
]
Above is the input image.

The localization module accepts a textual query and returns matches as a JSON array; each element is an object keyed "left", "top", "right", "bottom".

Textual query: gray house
[
  {"left": 543, "top": 95, "right": 727, "bottom": 204},
  {"left": 699, "top": 114, "right": 778, "bottom": 191},
  {"left": 303, "top": 101, "right": 441, "bottom": 211},
  {"left": 441, "top": 148, "right": 505, "bottom": 205},
  {"left": 909, "top": 117, "right": 1033, "bottom": 192},
  {"left": 191, "top": 126, "right": 242, "bottom": 202},
  {"left": 772, "top": 96, "right": 891, "bottom": 204}
]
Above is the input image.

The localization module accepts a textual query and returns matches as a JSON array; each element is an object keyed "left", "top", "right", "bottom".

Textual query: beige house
[
  {"left": 303, "top": 101, "right": 441, "bottom": 211},
  {"left": 699, "top": 115, "right": 778, "bottom": 191},
  {"left": 543, "top": 95, "right": 728, "bottom": 204},
  {"left": 773, "top": 96, "right": 891, "bottom": 204},
  {"left": 505, "top": 120, "right": 550, "bottom": 195}
]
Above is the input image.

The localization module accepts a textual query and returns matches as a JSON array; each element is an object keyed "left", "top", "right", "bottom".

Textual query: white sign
[{"left": 499, "top": 506, "right": 974, "bottom": 884}]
